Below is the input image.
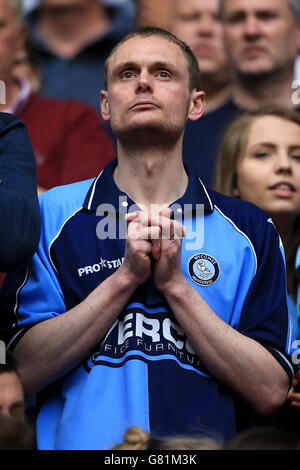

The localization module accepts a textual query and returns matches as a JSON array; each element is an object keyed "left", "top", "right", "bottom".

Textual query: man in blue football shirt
[{"left": 0, "top": 27, "right": 297, "bottom": 450}]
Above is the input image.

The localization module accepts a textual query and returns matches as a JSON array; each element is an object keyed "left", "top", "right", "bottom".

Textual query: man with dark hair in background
[{"left": 220, "top": 0, "right": 300, "bottom": 110}]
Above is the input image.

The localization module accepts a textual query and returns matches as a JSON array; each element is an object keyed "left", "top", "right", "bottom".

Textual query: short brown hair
[{"left": 103, "top": 26, "right": 202, "bottom": 92}]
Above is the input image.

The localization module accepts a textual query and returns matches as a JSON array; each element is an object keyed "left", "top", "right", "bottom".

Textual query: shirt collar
[
  {"left": 83, "top": 159, "right": 214, "bottom": 216},
  {"left": 4, "top": 77, "right": 31, "bottom": 115}
]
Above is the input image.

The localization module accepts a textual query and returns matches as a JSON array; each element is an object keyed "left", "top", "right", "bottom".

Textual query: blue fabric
[
  {"left": 287, "top": 294, "right": 300, "bottom": 341},
  {"left": 182, "top": 99, "right": 240, "bottom": 187},
  {"left": 0, "top": 112, "right": 40, "bottom": 272},
  {"left": 292, "top": 245, "right": 300, "bottom": 340},
  {"left": 0, "top": 160, "right": 297, "bottom": 449}
]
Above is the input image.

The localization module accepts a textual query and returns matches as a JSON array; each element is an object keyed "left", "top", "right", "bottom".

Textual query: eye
[
  {"left": 156, "top": 70, "right": 171, "bottom": 79},
  {"left": 179, "top": 13, "right": 201, "bottom": 22},
  {"left": 252, "top": 151, "right": 270, "bottom": 159},
  {"left": 257, "top": 11, "right": 278, "bottom": 21},
  {"left": 225, "top": 12, "right": 246, "bottom": 25},
  {"left": 120, "top": 71, "right": 135, "bottom": 79}
]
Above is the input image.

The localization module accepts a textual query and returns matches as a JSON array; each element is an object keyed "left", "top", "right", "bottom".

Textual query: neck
[
  {"left": 231, "top": 67, "right": 296, "bottom": 110},
  {"left": 114, "top": 142, "right": 188, "bottom": 211},
  {"left": 202, "top": 77, "right": 232, "bottom": 113},
  {"left": 269, "top": 213, "right": 296, "bottom": 248},
  {"left": 37, "top": 0, "right": 110, "bottom": 58}
]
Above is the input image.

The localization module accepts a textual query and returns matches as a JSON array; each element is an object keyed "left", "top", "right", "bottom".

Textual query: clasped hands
[{"left": 122, "top": 207, "right": 186, "bottom": 291}]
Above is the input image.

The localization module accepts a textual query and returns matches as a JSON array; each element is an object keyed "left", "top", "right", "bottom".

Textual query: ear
[
  {"left": 232, "top": 172, "right": 241, "bottom": 198},
  {"left": 100, "top": 90, "right": 110, "bottom": 121},
  {"left": 187, "top": 90, "right": 206, "bottom": 122}
]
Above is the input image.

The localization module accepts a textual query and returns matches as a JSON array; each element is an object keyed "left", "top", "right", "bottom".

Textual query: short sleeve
[
  {"left": 238, "top": 219, "right": 297, "bottom": 383},
  {"left": 0, "top": 239, "right": 66, "bottom": 350}
]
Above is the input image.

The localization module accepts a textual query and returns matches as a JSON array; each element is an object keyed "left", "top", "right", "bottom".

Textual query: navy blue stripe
[
  {"left": 266, "top": 347, "right": 294, "bottom": 385},
  {"left": 92, "top": 354, "right": 151, "bottom": 369}
]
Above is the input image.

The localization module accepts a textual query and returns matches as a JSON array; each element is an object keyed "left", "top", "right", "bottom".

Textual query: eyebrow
[
  {"left": 225, "top": 7, "right": 279, "bottom": 18},
  {"left": 114, "top": 61, "right": 138, "bottom": 71},
  {"left": 250, "top": 142, "right": 300, "bottom": 150},
  {"left": 112, "top": 60, "right": 180, "bottom": 76},
  {"left": 250, "top": 142, "right": 276, "bottom": 148}
]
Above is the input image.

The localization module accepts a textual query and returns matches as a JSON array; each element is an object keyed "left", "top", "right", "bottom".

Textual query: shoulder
[
  {"left": 208, "top": 189, "right": 279, "bottom": 253},
  {"left": 0, "top": 112, "right": 25, "bottom": 132},
  {"left": 209, "top": 188, "right": 268, "bottom": 223},
  {"left": 37, "top": 178, "right": 97, "bottom": 248},
  {"left": 39, "top": 178, "right": 95, "bottom": 231},
  {"left": 0, "top": 113, "right": 34, "bottom": 155},
  {"left": 39, "top": 177, "right": 95, "bottom": 207}
]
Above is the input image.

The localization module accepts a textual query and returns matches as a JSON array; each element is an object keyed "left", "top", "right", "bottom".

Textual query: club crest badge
[{"left": 188, "top": 253, "right": 220, "bottom": 286}]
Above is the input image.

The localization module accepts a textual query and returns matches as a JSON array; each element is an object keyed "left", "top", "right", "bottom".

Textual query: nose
[
  {"left": 274, "top": 152, "right": 292, "bottom": 174},
  {"left": 196, "top": 15, "right": 215, "bottom": 36},
  {"left": 136, "top": 71, "right": 153, "bottom": 94},
  {"left": 243, "top": 15, "right": 261, "bottom": 39}
]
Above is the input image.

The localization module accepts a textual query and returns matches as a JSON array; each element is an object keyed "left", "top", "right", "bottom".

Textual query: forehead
[
  {"left": 177, "top": 0, "right": 219, "bottom": 14},
  {"left": 223, "top": 0, "right": 290, "bottom": 14},
  {"left": 107, "top": 35, "right": 188, "bottom": 74},
  {"left": 0, "top": 0, "right": 15, "bottom": 16},
  {"left": 247, "top": 115, "right": 300, "bottom": 144},
  {"left": 0, "top": 372, "right": 22, "bottom": 393}
]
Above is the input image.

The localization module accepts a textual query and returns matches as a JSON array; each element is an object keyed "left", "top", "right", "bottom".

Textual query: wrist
[
  {"left": 158, "top": 273, "right": 188, "bottom": 299},
  {"left": 116, "top": 262, "right": 144, "bottom": 292}
]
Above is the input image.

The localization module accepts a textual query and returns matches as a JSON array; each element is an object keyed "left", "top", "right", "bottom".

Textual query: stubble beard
[
  {"left": 112, "top": 107, "right": 190, "bottom": 153},
  {"left": 233, "top": 50, "right": 292, "bottom": 84}
]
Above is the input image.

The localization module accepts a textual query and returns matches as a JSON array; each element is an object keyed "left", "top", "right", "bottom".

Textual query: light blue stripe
[{"left": 95, "top": 350, "right": 211, "bottom": 378}]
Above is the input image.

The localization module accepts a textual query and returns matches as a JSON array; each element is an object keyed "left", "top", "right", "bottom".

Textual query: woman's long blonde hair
[{"left": 214, "top": 102, "right": 300, "bottom": 301}]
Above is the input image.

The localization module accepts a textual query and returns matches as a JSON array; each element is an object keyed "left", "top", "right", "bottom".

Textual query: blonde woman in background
[
  {"left": 214, "top": 103, "right": 300, "bottom": 411},
  {"left": 215, "top": 104, "right": 300, "bottom": 338}
]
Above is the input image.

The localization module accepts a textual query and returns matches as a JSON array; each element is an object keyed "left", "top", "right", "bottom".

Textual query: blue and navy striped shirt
[{"left": 0, "top": 159, "right": 297, "bottom": 450}]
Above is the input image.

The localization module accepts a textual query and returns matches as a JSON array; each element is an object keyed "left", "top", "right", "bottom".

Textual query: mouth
[
  {"left": 193, "top": 44, "right": 215, "bottom": 57},
  {"left": 129, "top": 102, "right": 159, "bottom": 111},
  {"left": 243, "top": 46, "right": 266, "bottom": 57},
  {"left": 269, "top": 182, "right": 296, "bottom": 197}
]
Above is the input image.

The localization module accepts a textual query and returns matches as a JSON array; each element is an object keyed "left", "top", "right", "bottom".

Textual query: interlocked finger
[{"left": 125, "top": 210, "right": 186, "bottom": 240}]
